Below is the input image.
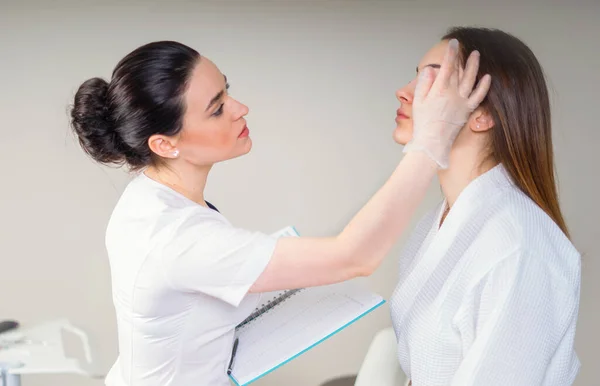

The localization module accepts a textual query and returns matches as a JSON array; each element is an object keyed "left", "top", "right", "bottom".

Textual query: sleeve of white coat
[
  {"left": 451, "top": 250, "right": 580, "bottom": 386},
  {"left": 160, "top": 209, "right": 278, "bottom": 307}
]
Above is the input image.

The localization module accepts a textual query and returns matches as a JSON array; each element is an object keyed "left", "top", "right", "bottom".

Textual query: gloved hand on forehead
[{"left": 403, "top": 38, "right": 492, "bottom": 169}]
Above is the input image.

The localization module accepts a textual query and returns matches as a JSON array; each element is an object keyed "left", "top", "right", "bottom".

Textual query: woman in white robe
[{"left": 389, "top": 27, "right": 581, "bottom": 386}]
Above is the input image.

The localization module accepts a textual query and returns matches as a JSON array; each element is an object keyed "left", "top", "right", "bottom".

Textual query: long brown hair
[{"left": 442, "top": 27, "right": 570, "bottom": 238}]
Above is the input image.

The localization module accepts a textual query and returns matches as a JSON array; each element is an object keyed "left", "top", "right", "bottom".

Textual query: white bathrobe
[{"left": 390, "top": 164, "right": 581, "bottom": 386}]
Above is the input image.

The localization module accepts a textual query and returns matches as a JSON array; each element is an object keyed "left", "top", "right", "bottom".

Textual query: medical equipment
[{"left": 0, "top": 318, "right": 103, "bottom": 386}]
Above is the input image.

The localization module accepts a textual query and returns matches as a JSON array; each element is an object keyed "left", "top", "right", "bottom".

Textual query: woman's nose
[{"left": 396, "top": 82, "right": 415, "bottom": 104}]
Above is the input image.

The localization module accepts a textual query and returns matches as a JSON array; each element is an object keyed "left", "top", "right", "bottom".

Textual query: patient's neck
[{"left": 438, "top": 146, "right": 497, "bottom": 211}]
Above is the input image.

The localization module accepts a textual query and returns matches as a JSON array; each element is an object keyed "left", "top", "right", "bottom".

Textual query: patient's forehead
[{"left": 417, "top": 40, "right": 449, "bottom": 73}]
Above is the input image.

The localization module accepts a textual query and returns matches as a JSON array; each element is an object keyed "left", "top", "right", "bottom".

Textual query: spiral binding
[{"left": 236, "top": 289, "right": 304, "bottom": 330}]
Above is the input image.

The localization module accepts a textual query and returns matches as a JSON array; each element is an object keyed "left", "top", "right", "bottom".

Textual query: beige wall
[{"left": 1, "top": 1, "right": 598, "bottom": 385}]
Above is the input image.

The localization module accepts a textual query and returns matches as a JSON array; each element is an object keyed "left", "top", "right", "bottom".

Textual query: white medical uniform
[
  {"left": 390, "top": 164, "right": 581, "bottom": 386},
  {"left": 103, "top": 172, "right": 277, "bottom": 386}
]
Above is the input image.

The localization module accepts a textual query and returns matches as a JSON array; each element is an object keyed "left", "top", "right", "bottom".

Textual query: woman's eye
[{"left": 212, "top": 104, "right": 224, "bottom": 117}]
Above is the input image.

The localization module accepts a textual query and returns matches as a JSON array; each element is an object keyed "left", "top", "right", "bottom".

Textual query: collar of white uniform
[
  {"left": 437, "top": 163, "right": 516, "bottom": 229},
  {"left": 390, "top": 164, "right": 519, "bottom": 319}
]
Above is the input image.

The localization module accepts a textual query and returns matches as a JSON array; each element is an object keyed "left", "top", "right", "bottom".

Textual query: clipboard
[{"left": 227, "top": 226, "right": 385, "bottom": 385}]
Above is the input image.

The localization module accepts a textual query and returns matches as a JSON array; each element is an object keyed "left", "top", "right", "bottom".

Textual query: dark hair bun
[
  {"left": 70, "top": 77, "right": 126, "bottom": 165},
  {"left": 69, "top": 41, "right": 201, "bottom": 170}
]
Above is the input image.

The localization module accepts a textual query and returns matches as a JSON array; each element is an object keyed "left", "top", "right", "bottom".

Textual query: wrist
[
  {"left": 400, "top": 149, "right": 439, "bottom": 172},
  {"left": 402, "top": 142, "right": 448, "bottom": 170}
]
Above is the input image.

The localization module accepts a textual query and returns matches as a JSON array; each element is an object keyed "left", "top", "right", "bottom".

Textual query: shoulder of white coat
[
  {"left": 166, "top": 205, "right": 231, "bottom": 239},
  {"left": 471, "top": 187, "right": 580, "bottom": 285}
]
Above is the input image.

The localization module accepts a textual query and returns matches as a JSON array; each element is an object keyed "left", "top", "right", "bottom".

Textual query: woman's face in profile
[
  {"left": 149, "top": 57, "right": 253, "bottom": 167},
  {"left": 393, "top": 40, "right": 448, "bottom": 146}
]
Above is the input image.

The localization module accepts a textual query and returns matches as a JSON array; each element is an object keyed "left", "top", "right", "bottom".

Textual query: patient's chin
[{"left": 393, "top": 127, "right": 411, "bottom": 145}]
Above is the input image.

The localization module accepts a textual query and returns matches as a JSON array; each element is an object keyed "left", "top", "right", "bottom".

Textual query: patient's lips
[
  {"left": 396, "top": 108, "right": 410, "bottom": 122},
  {"left": 238, "top": 125, "right": 249, "bottom": 138}
]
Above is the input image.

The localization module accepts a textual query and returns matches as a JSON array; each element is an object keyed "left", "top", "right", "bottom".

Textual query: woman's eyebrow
[{"left": 416, "top": 64, "right": 442, "bottom": 73}]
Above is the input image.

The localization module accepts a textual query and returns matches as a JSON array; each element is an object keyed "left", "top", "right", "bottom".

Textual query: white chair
[{"left": 354, "top": 327, "right": 409, "bottom": 386}]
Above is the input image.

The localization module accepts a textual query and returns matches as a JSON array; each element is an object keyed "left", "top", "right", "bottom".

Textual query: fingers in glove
[
  {"left": 458, "top": 50, "right": 481, "bottom": 98},
  {"left": 449, "top": 47, "right": 461, "bottom": 89},
  {"left": 467, "top": 74, "right": 492, "bottom": 110},
  {"left": 431, "top": 38, "right": 459, "bottom": 94},
  {"left": 414, "top": 66, "right": 436, "bottom": 103}
]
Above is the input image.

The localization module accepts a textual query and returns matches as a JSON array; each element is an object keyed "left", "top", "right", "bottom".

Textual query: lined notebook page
[{"left": 230, "top": 279, "right": 385, "bottom": 385}]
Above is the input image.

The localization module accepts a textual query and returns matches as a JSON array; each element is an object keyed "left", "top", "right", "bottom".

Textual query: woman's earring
[
  {"left": 172, "top": 149, "right": 179, "bottom": 158},
  {"left": 476, "top": 124, "right": 480, "bottom": 129}
]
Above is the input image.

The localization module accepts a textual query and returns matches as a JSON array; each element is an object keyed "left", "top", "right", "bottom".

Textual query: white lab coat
[
  {"left": 390, "top": 164, "right": 581, "bottom": 386},
  {"left": 103, "top": 172, "right": 277, "bottom": 386}
]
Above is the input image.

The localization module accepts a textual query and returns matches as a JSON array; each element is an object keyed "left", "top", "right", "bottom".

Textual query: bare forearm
[
  {"left": 337, "top": 151, "right": 438, "bottom": 273},
  {"left": 250, "top": 152, "right": 437, "bottom": 293}
]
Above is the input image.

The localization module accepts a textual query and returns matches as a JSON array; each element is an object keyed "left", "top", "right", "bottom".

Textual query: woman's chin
[{"left": 393, "top": 128, "right": 410, "bottom": 145}]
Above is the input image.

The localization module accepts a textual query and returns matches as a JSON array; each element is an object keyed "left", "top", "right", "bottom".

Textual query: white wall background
[{"left": 1, "top": 1, "right": 598, "bottom": 385}]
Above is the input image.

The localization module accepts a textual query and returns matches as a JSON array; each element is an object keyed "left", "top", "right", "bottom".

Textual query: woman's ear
[
  {"left": 148, "top": 134, "right": 180, "bottom": 159},
  {"left": 468, "top": 108, "right": 495, "bottom": 132}
]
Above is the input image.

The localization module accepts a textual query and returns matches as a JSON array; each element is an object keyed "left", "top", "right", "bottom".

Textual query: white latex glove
[{"left": 403, "top": 38, "right": 492, "bottom": 169}]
